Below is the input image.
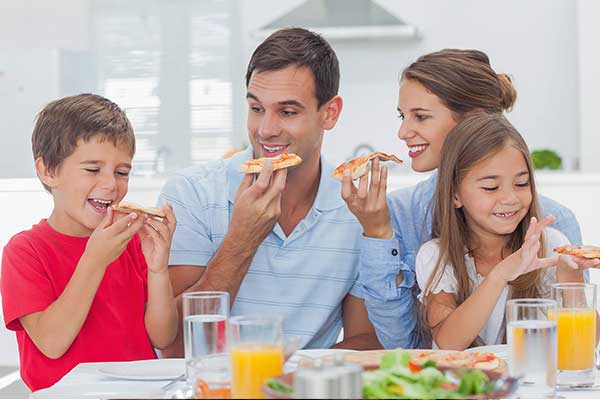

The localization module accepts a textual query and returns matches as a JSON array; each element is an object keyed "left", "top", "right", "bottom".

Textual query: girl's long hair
[{"left": 421, "top": 112, "right": 545, "bottom": 346}]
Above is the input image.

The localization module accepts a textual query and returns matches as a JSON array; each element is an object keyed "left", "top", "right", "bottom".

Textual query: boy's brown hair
[{"left": 32, "top": 93, "right": 135, "bottom": 192}]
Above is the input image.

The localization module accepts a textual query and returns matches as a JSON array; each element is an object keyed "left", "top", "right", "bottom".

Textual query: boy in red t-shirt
[{"left": 0, "top": 93, "right": 178, "bottom": 391}]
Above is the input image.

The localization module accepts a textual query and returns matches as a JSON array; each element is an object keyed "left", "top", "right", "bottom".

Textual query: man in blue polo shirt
[{"left": 159, "top": 27, "right": 381, "bottom": 356}]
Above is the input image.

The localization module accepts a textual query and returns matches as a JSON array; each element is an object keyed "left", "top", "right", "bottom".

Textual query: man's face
[{"left": 246, "top": 66, "right": 328, "bottom": 173}]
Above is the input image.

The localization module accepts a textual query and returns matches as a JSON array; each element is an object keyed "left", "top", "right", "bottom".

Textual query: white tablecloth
[{"left": 30, "top": 349, "right": 600, "bottom": 399}]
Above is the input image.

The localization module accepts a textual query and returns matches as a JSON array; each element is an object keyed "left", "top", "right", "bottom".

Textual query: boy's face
[{"left": 46, "top": 137, "right": 132, "bottom": 237}]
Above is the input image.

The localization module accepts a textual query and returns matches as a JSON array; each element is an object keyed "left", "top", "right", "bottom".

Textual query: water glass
[
  {"left": 552, "top": 283, "right": 597, "bottom": 387},
  {"left": 183, "top": 291, "right": 230, "bottom": 386},
  {"left": 506, "top": 298, "right": 557, "bottom": 398},
  {"left": 229, "top": 315, "right": 284, "bottom": 399},
  {"left": 188, "top": 353, "right": 231, "bottom": 399}
]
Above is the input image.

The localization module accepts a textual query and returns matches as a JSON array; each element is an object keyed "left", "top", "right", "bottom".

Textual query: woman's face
[{"left": 397, "top": 79, "right": 458, "bottom": 172}]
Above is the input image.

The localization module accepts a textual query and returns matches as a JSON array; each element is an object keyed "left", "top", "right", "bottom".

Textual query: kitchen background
[{"left": 1, "top": 0, "right": 600, "bottom": 369}]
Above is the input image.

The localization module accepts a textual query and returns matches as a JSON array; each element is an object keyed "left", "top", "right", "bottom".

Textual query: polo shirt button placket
[{"left": 391, "top": 249, "right": 398, "bottom": 256}]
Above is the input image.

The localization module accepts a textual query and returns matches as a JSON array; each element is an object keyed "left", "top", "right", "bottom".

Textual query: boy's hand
[
  {"left": 140, "top": 204, "right": 177, "bottom": 274},
  {"left": 493, "top": 216, "right": 558, "bottom": 283},
  {"left": 341, "top": 158, "right": 394, "bottom": 239},
  {"left": 85, "top": 207, "right": 146, "bottom": 267}
]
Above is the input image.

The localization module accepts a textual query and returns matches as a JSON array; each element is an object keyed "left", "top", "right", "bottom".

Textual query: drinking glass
[
  {"left": 552, "top": 283, "right": 597, "bottom": 387},
  {"left": 506, "top": 298, "right": 557, "bottom": 398},
  {"left": 229, "top": 315, "right": 284, "bottom": 399},
  {"left": 183, "top": 291, "right": 230, "bottom": 387}
]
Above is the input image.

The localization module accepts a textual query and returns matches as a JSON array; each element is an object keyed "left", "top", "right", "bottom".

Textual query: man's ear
[
  {"left": 453, "top": 192, "right": 463, "bottom": 209},
  {"left": 35, "top": 157, "right": 58, "bottom": 190},
  {"left": 321, "top": 95, "right": 343, "bottom": 131}
]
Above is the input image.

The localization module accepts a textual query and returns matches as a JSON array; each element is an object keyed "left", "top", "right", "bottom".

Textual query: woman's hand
[
  {"left": 492, "top": 215, "right": 558, "bottom": 283},
  {"left": 341, "top": 157, "right": 394, "bottom": 239}
]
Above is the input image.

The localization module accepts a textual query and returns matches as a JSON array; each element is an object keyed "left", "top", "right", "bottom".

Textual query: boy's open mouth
[{"left": 88, "top": 198, "right": 113, "bottom": 213}]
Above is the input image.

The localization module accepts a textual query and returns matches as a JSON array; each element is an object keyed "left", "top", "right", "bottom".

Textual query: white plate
[
  {"left": 465, "top": 344, "right": 508, "bottom": 361},
  {"left": 98, "top": 358, "right": 185, "bottom": 381}
]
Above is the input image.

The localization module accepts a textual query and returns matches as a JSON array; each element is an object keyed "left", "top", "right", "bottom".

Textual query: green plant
[{"left": 531, "top": 149, "right": 562, "bottom": 170}]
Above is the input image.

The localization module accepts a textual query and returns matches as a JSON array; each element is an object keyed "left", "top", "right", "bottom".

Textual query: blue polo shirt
[{"left": 158, "top": 147, "right": 364, "bottom": 349}]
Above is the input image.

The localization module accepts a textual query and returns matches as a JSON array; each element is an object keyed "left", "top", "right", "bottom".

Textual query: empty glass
[{"left": 506, "top": 298, "right": 557, "bottom": 398}]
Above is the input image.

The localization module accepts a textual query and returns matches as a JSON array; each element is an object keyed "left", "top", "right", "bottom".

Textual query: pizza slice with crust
[
  {"left": 554, "top": 244, "right": 600, "bottom": 259},
  {"left": 239, "top": 153, "right": 302, "bottom": 174},
  {"left": 112, "top": 201, "right": 166, "bottom": 218},
  {"left": 332, "top": 151, "right": 403, "bottom": 181}
]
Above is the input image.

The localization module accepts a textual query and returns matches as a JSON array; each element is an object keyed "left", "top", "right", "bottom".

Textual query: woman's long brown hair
[{"left": 421, "top": 112, "right": 545, "bottom": 346}]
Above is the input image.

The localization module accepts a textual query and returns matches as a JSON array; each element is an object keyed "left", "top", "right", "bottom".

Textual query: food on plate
[
  {"left": 332, "top": 151, "right": 403, "bottom": 181},
  {"left": 266, "top": 351, "right": 516, "bottom": 399},
  {"left": 111, "top": 201, "right": 166, "bottom": 218},
  {"left": 239, "top": 153, "right": 302, "bottom": 174},
  {"left": 306, "top": 349, "right": 505, "bottom": 373},
  {"left": 553, "top": 244, "right": 600, "bottom": 259}
]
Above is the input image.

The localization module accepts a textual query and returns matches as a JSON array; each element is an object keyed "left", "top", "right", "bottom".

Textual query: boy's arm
[
  {"left": 140, "top": 207, "right": 179, "bottom": 349},
  {"left": 19, "top": 210, "right": 145, "bottom": 359},
  {"left": 144, "top": 269, "right": 178, "bottom": 349}
]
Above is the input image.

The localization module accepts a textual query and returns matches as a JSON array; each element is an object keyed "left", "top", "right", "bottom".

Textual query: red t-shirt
[{"left": 1, "top": 220, "right": 157, "bottom": 391}]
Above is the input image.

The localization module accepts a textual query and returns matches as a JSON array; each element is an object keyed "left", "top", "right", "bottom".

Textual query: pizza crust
[
  {"left": 239, "top": 153, "right": 302, "bottom": 174},
  {"left": 554, "top": 244, "right": 600, "bottom": 259},
  {"left": 332, "top": 151, "right": 403, "bottom": 181},
  {"left": 111, "top": 201, "right": 166, "bottom": 218}
]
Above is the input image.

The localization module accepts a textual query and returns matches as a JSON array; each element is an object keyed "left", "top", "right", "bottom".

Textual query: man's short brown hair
[
  {"left": 245, "top": 27, "right": 340, "bottom": 109},
  {"left": 32, "top": 93, "right": 135, "bottom": 191}
]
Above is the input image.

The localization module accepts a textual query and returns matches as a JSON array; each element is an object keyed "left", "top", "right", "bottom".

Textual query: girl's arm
[{"left": 426, "top": 271, "right": 507, "bottom": 350}]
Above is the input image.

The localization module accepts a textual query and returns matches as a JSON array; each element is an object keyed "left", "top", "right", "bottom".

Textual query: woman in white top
[{"left": 415, "top": 112, "right": 597, "bottom": 350}]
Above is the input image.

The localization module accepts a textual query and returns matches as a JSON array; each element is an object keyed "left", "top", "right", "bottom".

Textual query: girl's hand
[
  {"left": 558, "top": 254, "right": 600, "bottom": 270},
  {"left": 494, "top": 215, "right": 558, "bottom": 283},
  {"left": 140, "top": 204, "right": 177, "bottom": 274},
  {"left": 341, "top": 157, "right": 394, "bottom": 239}
]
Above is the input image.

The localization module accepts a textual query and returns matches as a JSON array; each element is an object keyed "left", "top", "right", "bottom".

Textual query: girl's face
[
  {"left": 397, "top": 79, "right": 458, "bottom": 172},
  {"left": 454, "top": 144, "right": 533, "bottom": 242}
]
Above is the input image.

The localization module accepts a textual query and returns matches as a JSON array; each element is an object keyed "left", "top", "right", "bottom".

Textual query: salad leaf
[
  {"left": 265, "top": 378, "right": 293, "bottom": 395},
  {"left": 457, "top": 369, "right": 492, "bottom": 395},
  {"left": 380, "top": 351, "right": 411, "bottom": 369}
]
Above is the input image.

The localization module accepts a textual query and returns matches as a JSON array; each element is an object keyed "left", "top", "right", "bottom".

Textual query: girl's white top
[{"left": 416, "top": 227, "right": 568, "bottom": 346}]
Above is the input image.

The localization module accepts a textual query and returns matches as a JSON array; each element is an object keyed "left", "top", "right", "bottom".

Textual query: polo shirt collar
[{"left": 226, "top": 147, "right": 345, "bottom": 212}]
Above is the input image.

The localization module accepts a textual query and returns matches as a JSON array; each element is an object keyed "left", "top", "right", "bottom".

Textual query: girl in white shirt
[{"left": 416, "top": 112, "right": 597, "bottom": 350}]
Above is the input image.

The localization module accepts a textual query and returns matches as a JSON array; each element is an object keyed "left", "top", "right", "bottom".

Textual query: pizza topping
[
  {"left": 554, "top": 244, "right": 600, "bottom": 259},
  {"left": 239, "top": 153, "right": 302, "bottom": 174},
  {"left": 332, "top": 151, "right": 403, "bottom": 181}
]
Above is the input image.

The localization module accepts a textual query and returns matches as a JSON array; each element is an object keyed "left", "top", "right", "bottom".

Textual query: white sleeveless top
[{"left": 415, "top": 227, "right": 569, "bottom": 346}]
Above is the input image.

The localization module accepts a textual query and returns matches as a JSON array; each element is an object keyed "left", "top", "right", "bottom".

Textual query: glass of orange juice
[
  {"left": 551, "top": 283, "right": 597, "bottom": 387},
  {"left": 229, "top": 315, "right": 284, "bottom": 399}
]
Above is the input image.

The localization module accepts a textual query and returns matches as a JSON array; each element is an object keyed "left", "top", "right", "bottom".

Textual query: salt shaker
[{"left": 293, "top": 358, "right": 362, "bottom": 399}]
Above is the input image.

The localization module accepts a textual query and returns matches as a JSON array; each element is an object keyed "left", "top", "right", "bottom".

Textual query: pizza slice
[
  {"left": 239, "top": 153, "right": 302, "bottom": 174},
  {"left": 111, "top": 201, "right": 166, "bottom": 218},
  {"left": 332, "top": 151, "right": 403, "bottom": 181},
  {"left": 554, "top": 244, "right": 600, "bottom": 259}
]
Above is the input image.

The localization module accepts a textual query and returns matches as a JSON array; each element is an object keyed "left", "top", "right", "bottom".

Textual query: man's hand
[
  {"left": 341, "top": 158, "right": 393, "bottom": 239},
  {"left": 85, "top": 207, "right": 146, "bottom": 268},
  {"left": 228, "top": 159, "right": 287, "bottom": 249}
]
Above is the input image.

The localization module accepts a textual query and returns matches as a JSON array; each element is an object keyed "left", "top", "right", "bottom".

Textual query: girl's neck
[{"left": 469, "top": 231, "right": 510, "bottom": 277}]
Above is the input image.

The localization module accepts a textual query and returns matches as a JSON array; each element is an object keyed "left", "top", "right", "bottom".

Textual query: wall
[{"left": 240, "top": 0, "right": 580, "bottom": 167}]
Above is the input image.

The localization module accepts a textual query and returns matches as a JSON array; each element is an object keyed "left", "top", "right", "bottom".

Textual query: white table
[
  {"left": 31, "top": 349, "right": 600, "bottom": 399},
  {"left": 30, "top": 349, "right": 352, "bottom": 399}
]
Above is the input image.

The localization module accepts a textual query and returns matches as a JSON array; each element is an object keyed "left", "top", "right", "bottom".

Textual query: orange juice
[
  {"left": 551, "top": 308, "right": 596, "bottom": 370},
  {"left": 231, "top": 343, "right": 284, "bottom": 399}
]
